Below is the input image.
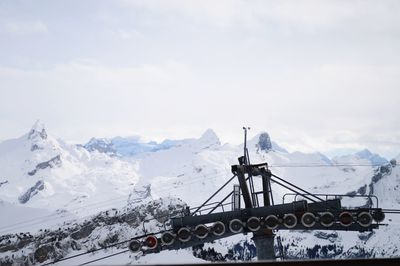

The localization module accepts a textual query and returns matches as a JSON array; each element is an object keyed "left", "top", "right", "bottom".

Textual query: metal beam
[
  {"left": 233, "top": 165, "right": 253, "bottom": 209},
  {"left": 171, "top": 201, "right": 308, "bottom": 229}
]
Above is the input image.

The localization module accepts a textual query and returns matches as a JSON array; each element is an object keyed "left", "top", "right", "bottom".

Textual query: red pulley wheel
[{"left": 144, "top": 235, "right": 158, "bottom": 249}]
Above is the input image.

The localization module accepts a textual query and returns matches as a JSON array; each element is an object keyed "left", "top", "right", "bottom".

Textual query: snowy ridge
[
  {"left": 0, "top": 197, "right": 187, "bottom": 265},
  {"left": 333, "top": 149, "right": 388, "bottom": 166},
  {"left": 0, "top": 121, "right": 140, "bottom": 220}
]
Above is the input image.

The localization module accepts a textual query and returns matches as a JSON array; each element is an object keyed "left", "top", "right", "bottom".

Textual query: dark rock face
[
  {"left": 314, "top": 231, "right": 338, "bottom": 242},
  {"left": 84, "top": 138, "right": 116, "bottom": 155},
  {"left": 0, "top": 198, "right": 187, "bottom": 265},
  {"left": 379, "top": 164, "right": 392, "bottom": 175},
  {"left": 30, "top": 144, "right": 43, "bottom": 152},
  {"left": 357, "top": 185, "right": 367, "bottom": 195},
  {"left": 283, "top": 239, "right": 344, "bottom": 260},
  {"left": 193, "top": 244, "right": 226, "bottom": 262},
  {"left": 34, "top": 245, "right": 54, "bottom": 263},
  {"left": 348, "top": 162, "right": 393, "bottom": 197},
  {"left": 346, "top": 190, "right": 357, "bottom": 196},
  {"left": 369, "top": 163, "right": 393, "bottom": 195},
  {"left": 193, "top": 240, "right": 257, "bottom": 262},
  {"left": 306, "top": 244, "right": 344, "bottom": 259},
  {"left": 0, "top": 180, "right": 8, "bottom": 188},
  {"left": 28, "top": 155, "right": 62, "bottom": 176},
  {"left": 18, "top": 180, "right": 45, "bottom": 204},
  {"left": 70, "top": 223, "right": 96, "bottom": 240},
  {"left": 358, "top": 231, "right": 374, "bottom": 241},
  {"left": 257, "top": 133, "right": 272, "bottom": 151},
  {"left": 228, "top": 240, "right": 257, "bottom": 261},
  {"left": 342, "top": 246, "right": 373, "bottom": 258},
  {"left": 28, "top": 128, "right": 47, "bottom": 140},
  {"left": 99, "top": 234, "right": 119, "bottom": 248}
]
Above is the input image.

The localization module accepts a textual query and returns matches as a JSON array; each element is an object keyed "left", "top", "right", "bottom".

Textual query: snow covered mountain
[
  {"left": 0, "top": 121, "right": 142, "bottom": 226},
  {"left": 333, "top": 149, "right": 388, "bottom": 166},
  {"left": 0, "top": 121, "right": 398, "bottom": 265},
  {"left": 83, "top": 136, "right": 178, "bottom": 157}
]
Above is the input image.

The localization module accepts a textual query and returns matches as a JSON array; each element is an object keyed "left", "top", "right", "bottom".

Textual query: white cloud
[
  {"left": 0, "top": 60, "right": 199, "bottom": 141},
  {"left": 0, "top": 20, "right": 48, "bottom": 34},
  {"left": 0, "top": 61, "right": 399, "bottom": 158},
  {"left": 107, "top": 28, "right": 144, "bottom": 40},
  {"left": 121, "top": 0, "right": 400, "bottom": 32},
  {"left": 0, "top": 0, "right": 399, "bottom": 159},
  {"left": 122, "top": 0, "right": 249, "bottom": 28}
]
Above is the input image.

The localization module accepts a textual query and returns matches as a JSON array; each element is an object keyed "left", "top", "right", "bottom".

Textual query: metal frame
[{"left": 283, "top": 193, "right": 379, "bottom": 208}]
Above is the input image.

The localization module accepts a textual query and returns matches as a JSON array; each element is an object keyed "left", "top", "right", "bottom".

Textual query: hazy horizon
[
  {"left": 1, "top": 0, "right": 400, "bottom": 159},
  {"left": 0, "top": 119, "right": 395, "bottom": 161}
]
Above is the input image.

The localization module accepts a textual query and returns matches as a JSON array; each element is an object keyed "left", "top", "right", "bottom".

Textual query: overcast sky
[{"left": 0, "top": 0, "right": 399, "bottom": 158}]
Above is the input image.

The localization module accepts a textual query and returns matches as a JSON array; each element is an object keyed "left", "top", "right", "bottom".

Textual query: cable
[
  {"left": 42, "top": 240, "right": 128, "bottom": 266},
  {"left": 0, "top": 195, "right": 131, "bottom": 233},
  {"left": 271, "top": 173, "right": 325, "bottom": 202},
  {"left": 0, "top": 171, "right": 229, "bottom": 234},
  {"left": 191, "top": 175, "right": 236, "bottom": 216},
  {"left": 269, "top": 163, "right": 397, "bottom": 168},
  {"left": 24, "top": 181, "right": 234, "bottom": 265},
  {"left": 42, "top": 174, "right": 239, "bottom": 265},
  {"left": 78, "top": 249, "right": 129, "bottom": 265},
  {"left": 43, "top": 229, "right": 165, "bottom": 265},
  {"left": 1, "top": 178, "right": 186, "bottom": 234},
  {"left": 381, "top": 209, "right": 400, "bottom": 213}
]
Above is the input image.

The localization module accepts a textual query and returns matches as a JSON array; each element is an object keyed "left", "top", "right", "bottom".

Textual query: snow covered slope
[
  {"left": 277, "top": 158, "right": 400, "bottom": 260},
  {"left": 0, "top": 122, "right": 398, "bottom": 265},
  {"left": 0, "top": 121, "right": 141, "bottom": 223},
  {"left": 84, "top": 136, "right": 178, "bottom": 157}
]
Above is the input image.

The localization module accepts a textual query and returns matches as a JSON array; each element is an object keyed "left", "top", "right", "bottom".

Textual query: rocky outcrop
[
  {"left": 28, "top": 155, "right": 62, "bottom": 176},
  {"left": 30, "top": 144, "right": 43, "bottom": 152},
  {"left": 18, "top": 180, "right": 45, "bottom": 204},
  {"left": 28, "top": 121, "right": 47, "bottom": 141},
  {"left": 193, "top": 240, "right": 256, "bottom": 262},
  {"left": 369, "top": 163, "right": 393, "bottom": 195},
  {"left": 84, "top": 138, "right": 116, "bottom": 155},
  {"left": 346, "top": 162, "right": 394, "bottom": 198},
  {"left": 127, "top": 184, "right": 151, "bottom": 206},
  {"left": 0, "top": 197, "right": 187, "bottom": 265},
  {"left": 0, "top": 180, "right": 8, "bottom": 188},
  {"left": 257, "top": 133, "right": 272, "bottom": 151},
  {"left": 314, "top": 231, "right": 338, "bottom": 242}
]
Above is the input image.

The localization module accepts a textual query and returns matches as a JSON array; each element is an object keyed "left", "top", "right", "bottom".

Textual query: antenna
[
  {"left": 242, "top": 127, "right": 250, "bottom": 165},
  {"left": 242, "top": 126, "right": 258, "bottom": 207}
]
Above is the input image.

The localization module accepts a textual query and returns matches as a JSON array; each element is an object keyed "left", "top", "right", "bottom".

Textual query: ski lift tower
[{"left": 128, "top": 127, "right": 387, "bottom": 262}]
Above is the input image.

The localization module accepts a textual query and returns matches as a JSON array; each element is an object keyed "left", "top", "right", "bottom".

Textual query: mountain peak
[
  {"left": 257, "top": 132, "right": 272, "bottom": 151},
  {"left": 28, "top": 120, "right": 47, "bottom": 140},
  {"left": 355, "top": 149, "right": 372, "bottom": 157},
  {"left": 247, "top": 131, "right": 287, "bottom": 153},
  {"left": 199, "top": 129, "right": 221, "bottom": 146},
  {"left": 84, "top": 137, "right": 115, "bottom": 154},
  {"left": 354, "top": 148, "right": 387, "bottom": 165}
]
